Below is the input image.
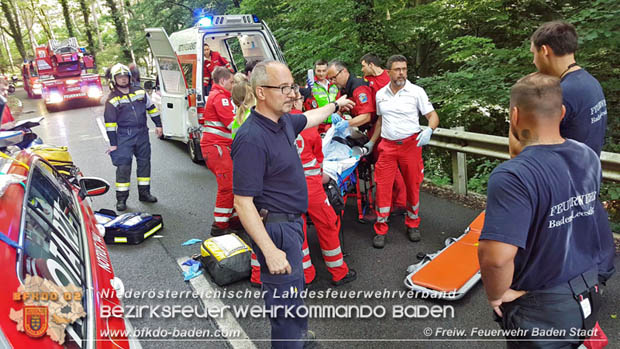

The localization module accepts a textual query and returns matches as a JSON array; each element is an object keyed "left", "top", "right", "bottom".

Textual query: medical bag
[
  {"left": 200, "top": 234, "right": 251, "bottom": 286},
  {"left": 95, "top": 209, "right": 164, "bottom": 244}
]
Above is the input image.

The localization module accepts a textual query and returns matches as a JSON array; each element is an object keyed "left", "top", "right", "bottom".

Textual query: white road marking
[
  {"left": 96, "top": 117, "right": 110, "bottom": 143},
  {"left": 176, "top": 257, "right": 256, "bottom": 349}
]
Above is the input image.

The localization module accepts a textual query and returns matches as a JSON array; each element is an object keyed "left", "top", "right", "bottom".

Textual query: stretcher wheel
[
  {"left": 187, "top": 138, "right": 204, "bottom": 164},
  {"left": 444, "top": 237, "right": 457, "bottom": 247}
]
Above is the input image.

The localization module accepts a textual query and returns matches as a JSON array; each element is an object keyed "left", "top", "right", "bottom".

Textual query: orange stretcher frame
[{"left": 404, "top": 211, "right": 486, "bottom": 300}]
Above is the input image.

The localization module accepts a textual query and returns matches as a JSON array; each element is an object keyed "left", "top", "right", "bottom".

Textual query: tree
[
  {"left": 0, "top": 0, "right": 27, "bottom": 60},
  {"left": 78, "top": 0, "right": 98, "bottom": 61},
  {"left": 59, "top": 0, "right": 76, "bottom": 38},
  {"left": 105, "top": 0, "right": 132, "bottom": 62}
]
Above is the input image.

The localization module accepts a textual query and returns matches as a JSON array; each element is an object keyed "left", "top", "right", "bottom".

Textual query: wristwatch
[{"left": 333, "top": 102, "right": 339, "bottom": 113}]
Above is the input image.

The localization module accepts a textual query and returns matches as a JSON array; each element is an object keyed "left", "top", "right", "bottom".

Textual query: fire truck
[
  {"left": 32, "top": 38, "right": 103, "bottom": 112},
  {"left": 145, "top": 14, "right": 285, "bottom": 163},
  {"left": 21, "top": 61, "right": 42, "bottom": 98}
]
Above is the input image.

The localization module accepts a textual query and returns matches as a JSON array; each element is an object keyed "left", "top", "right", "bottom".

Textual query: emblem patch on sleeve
[
  {"left": 359, "top": 93, "right": 368, "bottom": 104},
  {"left": 222, "top": 98, "right": 229, "bottom": 107}
]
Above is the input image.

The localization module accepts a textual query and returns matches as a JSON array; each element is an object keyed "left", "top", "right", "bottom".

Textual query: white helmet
[{"left": 110, "top": 63, "right": 131, "bottom": 88}]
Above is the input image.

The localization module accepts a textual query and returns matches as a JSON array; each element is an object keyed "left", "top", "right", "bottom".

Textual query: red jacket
[
  {"left": 201, "top": 84, "right": 235, "bottom": 146},
  {"left": 292, "top": 109, "right": 323, "bottom": 177},
  {"left": 202, "top": 51, "right": 232, "bottom": 85},
  {"left": 1, "top": 105, "right": 14, "bottom": 125},
  {"left": 364, "top": 70, "right": 390, "bottom": 96}
]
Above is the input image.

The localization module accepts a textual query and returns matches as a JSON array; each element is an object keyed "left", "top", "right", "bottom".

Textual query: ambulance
[{"left": 145, "top": 14, "right": 285, "bottom": 163}]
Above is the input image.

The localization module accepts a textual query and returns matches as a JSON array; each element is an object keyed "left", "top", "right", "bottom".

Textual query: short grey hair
[
  {"left": 250, "top": 60, "right": 289, "bottom": 94},
  {"left": 327, "top": 60, "right": 346, "bottom": 71}
]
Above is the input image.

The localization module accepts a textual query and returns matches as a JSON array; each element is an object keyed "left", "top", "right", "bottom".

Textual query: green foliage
[{"left": 467, "top": 158, "right": 502, "bottom": 194}]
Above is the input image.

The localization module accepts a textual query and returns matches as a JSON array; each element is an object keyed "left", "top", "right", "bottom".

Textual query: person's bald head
[
  {"left": 510, "top": 72, "right": 563, "bottom": 121},
  {"left": 251, "top": 60, "right": 296, "bottom": 118}
]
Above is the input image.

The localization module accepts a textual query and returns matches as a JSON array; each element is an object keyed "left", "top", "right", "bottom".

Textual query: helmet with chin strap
[{"left": 110, "top": 63, "right": 132, "bottom": 89}]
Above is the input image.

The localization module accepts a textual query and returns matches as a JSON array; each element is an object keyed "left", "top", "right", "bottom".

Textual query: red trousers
[
  {"left": 251, "top": 175, "right": 349, "bottom": 284},
  {"left": 373, "top": 135, "right": 424, "bottom": 235},
  {"left": 202, "top": 143, "right": 239, "bottom": 229},
  {"left": 372, "top": 137, "right": 407, "bottom": 210}
]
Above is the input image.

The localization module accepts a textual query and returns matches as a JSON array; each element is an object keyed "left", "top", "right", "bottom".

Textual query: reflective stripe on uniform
[
  {"left": 251, "top": 258, "right": 260, "bottom": 267},
  {"left": 325, "top": 259, "right": 344, "bottom": 268},
  {"left": 147, "top": 107, "right": 160, "bottom": 115},
  {"left": 205, "top": 120, "right": 226, "bottom": 127},
  {"left": 303, "top": 159, "right": 317, "bottom": 168},
  {"left": 214, "top": 216, "right": 230, "bottom": 223},
  {"left": 105, "top": 122, "right": 118, "bottom": 132},
  {"left": 377, "top": 216, "right": 388, "bottom": 223},
  {"left": 303, "top": 260, "right": 313, "bottom": 269},
  {"left": 214, "top": 207, "right": 234, "bottom": 214},
  {"left": 203, "top": 127, "right": 232, "bottom": 139},
  {"left": 137, "top": 177, "right": 150, "bottom": 185},
  {"left": 377, "top": 206, "right": 391, "bottom": 214},
  {"left": 115, "top": 182, "right": 130, "bottom": 191},
  {"left": 409, "top": 203, "right": 419, "bottom": 212},
  {"left": 302, "top": 248, "right": 310, "bottom": 256},
  {"left": 226, "top": 120, "right": 235, "bottom": 130},
  {"left": 407, "top": 212, "right": 419, "bottom": 220},
  {"left": 304, "top": 168, "right": 321, "bottom": 176},
  {"left": 321, "top": 247, "right": 342, "bottom": 257}
]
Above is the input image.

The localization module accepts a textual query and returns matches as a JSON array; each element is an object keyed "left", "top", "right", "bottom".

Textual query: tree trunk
[
  {"left": 19, "top": 7, "right": 38, "bottom": 56},
  {"left": 59, "top": 0, "right": 76, "bottom": 38},
  {"left": 119, "top": 0, "right": 136, "bottom": 63},
  {"left": 29, "top": 0, "right": 53, "bottom": 41},
  {"left": 104, "top": 0, "right": 132, "bottom": 62},
  {"left": 354, "top": 0, "right": 375, "bottom": 53},
  {"left": 91, "top": 2, "right": 103, "bottom": 50},
  {"left": 78, "top": 0, "right": 97, "bottom": 61},
  {"left": 1, "top": 0, "right": 28, "bottom": 61},
  {"left": 40, "top": 8, "right": 56, "bottom": 40},
  {"left": 0, "top": 30, "right": 15, "bottom": 69}
]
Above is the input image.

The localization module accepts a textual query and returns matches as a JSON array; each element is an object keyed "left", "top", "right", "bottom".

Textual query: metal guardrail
[{"left": 426, "top": 126, "right": 620, "bottom": 194}]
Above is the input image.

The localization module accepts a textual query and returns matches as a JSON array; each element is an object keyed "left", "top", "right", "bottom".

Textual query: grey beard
[{"left": 394, "top": 79, "right": 406, "bottom": 87}]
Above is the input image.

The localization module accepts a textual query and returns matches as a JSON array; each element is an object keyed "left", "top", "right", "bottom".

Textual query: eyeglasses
[
  {"left": 260, "top": 84, "right": 300, "bottom": 95},
  {"left": 328, "top": 69, "right": 344, "bottom": 82}
]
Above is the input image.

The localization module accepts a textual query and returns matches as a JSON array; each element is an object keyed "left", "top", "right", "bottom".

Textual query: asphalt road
[{"left": 14, "top": 89, "right": 619, "bottom": 348}]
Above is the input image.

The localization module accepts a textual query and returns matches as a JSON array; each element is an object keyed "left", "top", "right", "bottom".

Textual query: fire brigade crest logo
[
  {"left": 359, "top": 93, "right": 368, "bottom": 104},
  {"left": 312, "top": 100, "right": 317, "bottom": 108},
  {"left": 23, "top": 306, "right": 49, "bottom": 338}
]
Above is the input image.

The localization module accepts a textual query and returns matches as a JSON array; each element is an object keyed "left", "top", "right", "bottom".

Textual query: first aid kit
[
  {"left": 200, "top": 234, "right": 251, "bottom": 286},
  {"left": 30, "top": 144, "right": 75, "bottom": 176},
  {"left": 95, "top": 209, "right": 164, "bottom": 244}
]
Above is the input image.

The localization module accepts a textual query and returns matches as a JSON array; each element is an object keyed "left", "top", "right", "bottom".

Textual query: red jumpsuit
[
  {"left": 364, "top": 72, "right": 407, "bottom": 211},
  {"left": 200, "top": 84, "right": 240, "bottom": 230},
  {"left": 202, "top": 51, "right": 232, "bottom": 86}
]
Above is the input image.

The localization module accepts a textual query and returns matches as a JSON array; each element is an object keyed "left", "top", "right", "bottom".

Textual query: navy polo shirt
[
  {"left": 481, "top": 140, "right": 603, "bottom": 291},
  {"left": 232, "top": 108, "right": 308, "bottom": 214}
]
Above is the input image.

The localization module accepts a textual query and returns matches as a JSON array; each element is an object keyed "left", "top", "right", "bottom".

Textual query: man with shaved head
[
  {"left": 478, "top": 73, "right": 607, "bottom": 347},
  {"left": 232, "top": 60, "right": 354, "bottom": 348}
]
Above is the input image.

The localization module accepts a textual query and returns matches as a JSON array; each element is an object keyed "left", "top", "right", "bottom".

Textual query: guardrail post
[{"left": 451, "top": 127, "right": 467, "bottom": 195}]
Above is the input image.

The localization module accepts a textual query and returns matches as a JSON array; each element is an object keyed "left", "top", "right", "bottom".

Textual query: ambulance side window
[{"left": 181, "top": 63, "right": 193, "bottom": 89}]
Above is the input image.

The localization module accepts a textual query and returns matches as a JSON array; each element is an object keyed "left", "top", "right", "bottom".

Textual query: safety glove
[{"left": 416, "top": 128, "right": 433, "bottom": 147}]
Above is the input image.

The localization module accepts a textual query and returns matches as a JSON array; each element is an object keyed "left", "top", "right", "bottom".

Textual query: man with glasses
[
  {"left": 326, "top": 60, "right": 375, "bottom": 131},
  {"left": 232, "top": 60, "right": 354, "bottom": 348},
  {"left": 372, "top": 55, "right": 439, "bottom": 248}
]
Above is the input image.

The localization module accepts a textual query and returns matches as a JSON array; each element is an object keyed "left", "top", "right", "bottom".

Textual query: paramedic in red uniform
[
  {"left": 200, "top": 66, "right": 241, "bottom": 235},
  {"left": 361, "top": 53, "right": 407, "bottom": 216},
  {"left": 202, "top": 43, "right": 233, "bottom": 96},
  {"left": 372, "top": 55, "right": 439, "bottom": 248},
  {"left": 361, "top": 53, "right": 390, "bottom": 95},
  {"left": 326, "top": 60, "right": 374, "bottom": 129}
]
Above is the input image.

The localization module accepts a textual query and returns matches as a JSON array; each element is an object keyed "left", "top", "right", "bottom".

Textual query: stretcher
[{"left": 404, "top": 211, "right": 486, "bottom": 300}]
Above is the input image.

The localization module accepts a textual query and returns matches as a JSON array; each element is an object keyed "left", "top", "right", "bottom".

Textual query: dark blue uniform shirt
[
  {"left": 232, "top": 108, "right": 308, "bottom": 214},
  {"left": 481, "top": 140, "right": 605, "bottom": 291},
  {"left": 561, "top": 69, "right": 607, "bottom": 156}
]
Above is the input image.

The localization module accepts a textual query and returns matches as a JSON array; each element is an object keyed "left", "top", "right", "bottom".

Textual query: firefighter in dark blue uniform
[{"left": 104, "top": 63, "right": 162, "bottom": 211}]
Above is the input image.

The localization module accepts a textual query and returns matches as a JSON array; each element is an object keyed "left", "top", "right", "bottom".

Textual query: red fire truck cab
[
  {"left": 34, "top": 38, "right": 103, "bottom": 112},
  {"left": 21, "top": 61, "right": 42, "bottom": 98}
]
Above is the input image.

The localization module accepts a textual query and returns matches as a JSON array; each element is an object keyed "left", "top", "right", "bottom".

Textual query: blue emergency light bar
[
  {"left": 252, "top": 15, "right": 260, "bottom": 23},
  {"left": 197, "top": 16, "right": 213, "bottom": 27}
]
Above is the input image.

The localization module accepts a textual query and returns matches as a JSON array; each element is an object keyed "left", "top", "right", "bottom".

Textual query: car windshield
[{"left": 19, "top": 161, "right": 87, "bottom": 346}]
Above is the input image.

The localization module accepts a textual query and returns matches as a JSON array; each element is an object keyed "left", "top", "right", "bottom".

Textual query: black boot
[
  {"left": 116, "top": 190, "right": 129, "bottom": 212},
  {"left": 116, "top": 199, "right": 127, "bottom": 212},
  {"left": 138, "top": 185, "right": 158, "bottom": 203}
]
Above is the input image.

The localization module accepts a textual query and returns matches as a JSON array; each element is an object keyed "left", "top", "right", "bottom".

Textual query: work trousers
[
  {"left": 373, "top": 134, "right": 424, "bottom": 235},
  {"left": 252, "top": 217, "right": 307, "bottom": 349},
  {"left": 110, "top": 128, "right": 152, "bottom": 200},
  {"left": 202, "top": 143, "right": 239, "bottom": 229}
]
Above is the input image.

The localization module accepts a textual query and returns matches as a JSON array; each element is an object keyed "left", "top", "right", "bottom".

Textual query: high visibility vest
[
  {"left": 312, "top": 82, "right": 338, "bottom": 123},
  {"left": 231, "top": 109, "right": 251, "bottom": 139}
]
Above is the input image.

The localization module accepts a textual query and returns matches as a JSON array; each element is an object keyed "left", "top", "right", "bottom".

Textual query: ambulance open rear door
[{"left": 145, "top": 29, "right": 192, "bottom": 145}]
